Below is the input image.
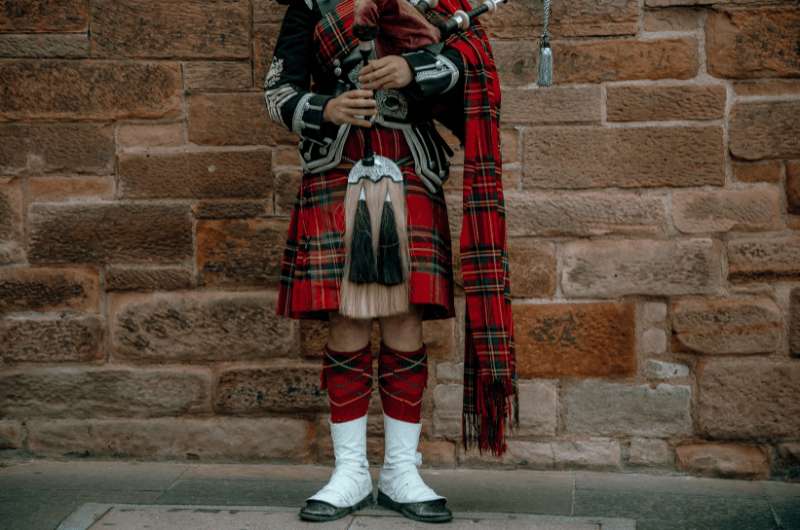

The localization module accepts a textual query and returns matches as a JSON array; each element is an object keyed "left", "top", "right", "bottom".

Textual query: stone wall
[{"left": 1, "top": 0, "right": 799, "bottom": 481}]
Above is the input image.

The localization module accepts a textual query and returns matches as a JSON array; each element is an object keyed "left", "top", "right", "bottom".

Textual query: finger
[
  {"left": 360, "top": 64, "right": 392, "bottom": 83},
  {"left": 345, "top": 116, "right": 373, "bottom": 128},
  {"left": 345, "top": 88, "right": 373, "bottom": 101},
  {"left": 343, "top": 97, "right": 377, "bottom": 109}
]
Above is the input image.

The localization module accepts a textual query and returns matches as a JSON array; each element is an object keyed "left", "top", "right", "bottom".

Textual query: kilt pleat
[{"left": 276, "top": 125, "right": 455, "bottom": 321}]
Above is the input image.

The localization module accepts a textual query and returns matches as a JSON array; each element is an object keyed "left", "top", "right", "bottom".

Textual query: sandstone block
[
  {"left": 253, "top": 23, "right": 281, "bottom": 92},
  {"left": 698, "top": 359, "right": 800, "bottom": 439},
  {"left": 433, "top": 383, "right": 462, "bottom": 437},
  {"left": 0, "top": 60, "right": 181, "bottom": 120},
  {"left": 0, "top": 123, "right": 114, "bottom": 176},
  {"left": 507, "top": 191, "right": 667, "bottom": 237},
  {"left": 197, "top": 218, "right": 288, "bottom": 287},
  {"left": 26, "top": 417, "right": 312, "bottom": 461},
  {"left": 0, "top": 33, "right": 88, "bottom": 58},
  {"left": 112, "top": 291, "right": 297, "bottom": 363},
  {"left": 628, "top": 438, "right": 673, "bottom": 466},
  {"left": 516, "top": 381, "right": 558, "bottom": 436},
  {"left": 29, "top": 177, "right": 113, "bottom": 202},
  {"left": 482, "top": 0, "right": 639, "bottom": 39},
  {"left": 0, "top": 0, "right": 88, "bottom": 32},
  {"left": 118, "top": 149, "right": 271, "bottom": 199},
  {"left": 643, "top": 6, "right": 703, "bottom": 32},
  {"left": 501, "top": 86, "right": 601, "bottom": 125},
  {"left": 727, "top": 236, "right": 800, "bottom": 281},
  {"left": 523, "top": 126, "right": 724, "bottom": 189},
  {"left": 733, "top": 79, "right": 800, "bottom": 97},
  {"left": 790, "top": 288, "right": 800, "bottom": 357},
  {"left": 0, "top": 420, "right": 23, "bottom": 449},
  {"left": 490, "top": 40, "right": 538, "bottom": 86},
  {"left": 555, "top": 37, "right": 698, "bottom": 83},
  {"left": 0, "top": 366, "right": 212, "bottom": 418},
  {"left": 562, "top": 238, "right": 723, "bottom": 297},
  {"left": 188, "top": 93, "right": 293, "bottom": 146},
  {"left": 551, "top": 439, "right": 622, "bottom": 469},
  {"left": 564, "top": 380, "right": 693, "bottom": 437},
  {"left": 730, "top": 101, "right": 800, "bottom": 160},
  {"left": 105, "top": 266, "right": 193, "bottom": 292},
  {"left": 607, "top": 84, "right": 726, "bottom": 122},
  {"left": 193, "top": 200, "right": 272, "bottom": 219},
  {"left": 0, "top": 267, "right": 99, "bottom": 314},
  {"left": 676, "top": 443, "right": 769, "bottom": 479},
  {"left": 508, "top": 240, "right": 556, "bottom": 298},
  {"left": 732, "top": 160, "right": 782, "bottom": 184},
  {"left": 29, "top": 202, "right": 193, "bottom": 265},
  {"left": 0, "top": 179, "right": 24, "bottom": 265},
  {"left": 117, "top": 122, "right": 183, "bottom": 148},
  {"left": 215, "top": 364, "right": 325, "bottom": 414},
  {"left": 184, "top": 61, "right": 252, "bottom": 91},
  {"left": 645, "top": 360, "right": 690, "bottom": 379},
  {"left": 706, "top": 7, "right": 800, "bottom": 79},
  {"left": 90, "top": 0, "right": 250, "bottom": 58},
  {"left": 513, "top": 302, "right": 636, "bottom": 378},
  {"left": 671, "top": 296, "right": 783, "bottom": 355},
  {"left": 786, "top": 160, "right": 800, "bottom": 215},
  {"left": 0, "top": 314, "right": 103, "bottom": 363}
]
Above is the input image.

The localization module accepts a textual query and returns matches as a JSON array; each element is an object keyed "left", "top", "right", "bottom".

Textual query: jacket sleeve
[
  {"left": 401, "top": 43, "right": 464, "bottom": 99},
  {"left": 263, "top": 0, "right": 334, "bottom": 142}
]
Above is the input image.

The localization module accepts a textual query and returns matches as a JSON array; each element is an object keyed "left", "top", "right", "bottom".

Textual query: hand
[
  {"left": 358, "top": 55, "right": 413, "bottom": 90},
  {"left": 322, "top": 89, "right": 377, "bottom": 127}
]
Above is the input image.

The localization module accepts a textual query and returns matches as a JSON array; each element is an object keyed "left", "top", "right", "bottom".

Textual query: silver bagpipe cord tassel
[
  {"left": 339, "top": 24, "right": 410, "bottom": 319},
  {"left": 537, "top": 0, "right": 553, "bottom": 87}
]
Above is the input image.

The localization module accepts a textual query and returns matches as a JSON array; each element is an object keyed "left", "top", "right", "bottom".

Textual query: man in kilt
[{"left": 264, "top": 0, "right": 518, "bottom": 523}]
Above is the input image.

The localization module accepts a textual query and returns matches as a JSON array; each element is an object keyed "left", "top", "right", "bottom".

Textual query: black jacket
[{"left": 263, "top": 0, "right": 466, "bottom": 190}]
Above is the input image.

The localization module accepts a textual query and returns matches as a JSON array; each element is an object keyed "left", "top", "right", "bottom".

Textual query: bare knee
[
  {"left": 327, "top": 312, "right": 372, "bottom": 351},
  {"left": 378, "top": 306, "right": 423, "bottom": 351}
]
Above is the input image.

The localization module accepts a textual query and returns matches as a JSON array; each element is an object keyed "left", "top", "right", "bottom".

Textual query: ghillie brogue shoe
[
  {"left": 299, "top": 414, "right": 374, "bottom": 522},
  {"left": 376, "top": 413, "right": 453, "bottom": 523}
]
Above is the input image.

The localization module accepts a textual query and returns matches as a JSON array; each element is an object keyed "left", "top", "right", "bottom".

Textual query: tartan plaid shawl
[{"left": 314, "top": 0, "right": 518, "bottom": 456}]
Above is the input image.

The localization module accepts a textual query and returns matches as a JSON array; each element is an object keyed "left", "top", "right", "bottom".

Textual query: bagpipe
[{"left": 337, "top": 0, "right": 553, "bottom": 319}]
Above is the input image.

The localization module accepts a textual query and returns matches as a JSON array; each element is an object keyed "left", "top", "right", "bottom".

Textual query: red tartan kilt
[{"left": 276, "top": 124, "right": 456, "bottom": 321}]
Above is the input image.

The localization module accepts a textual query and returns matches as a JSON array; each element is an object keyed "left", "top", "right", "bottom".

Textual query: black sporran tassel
[
  {"left": 348, "top": 185, "right": 378, "bottom": 283},
  {"left": 377, "top": 190, "right": 403, "bottom": 285}
]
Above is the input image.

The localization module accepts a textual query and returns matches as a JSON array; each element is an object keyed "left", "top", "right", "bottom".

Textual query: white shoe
[
  {"left": 299, "top": 414, "right": 373, "bottom": 521},
  {"left": 377, "top": 414, "right": 452, "bottom": 522}
]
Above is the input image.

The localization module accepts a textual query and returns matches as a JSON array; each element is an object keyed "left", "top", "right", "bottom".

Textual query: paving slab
[
  {"left": 56, "top": 503, "right": 636, "bottom": 530},
  {"left": 1, "top": 459, "right": 797, "bottom": 530}
]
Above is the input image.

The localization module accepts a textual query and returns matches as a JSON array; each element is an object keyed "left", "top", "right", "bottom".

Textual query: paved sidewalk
[{"left": 0, "top": 458, "right": 798, "bottom": 530}]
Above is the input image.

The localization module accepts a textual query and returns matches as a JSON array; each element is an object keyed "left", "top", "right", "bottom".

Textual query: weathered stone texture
[
  {"left": 562, "top": 238, "right": 723, "bottom": 298},
  {"left": 501, "top": 86, "right": 601, "bottom": 125},
  {"left": 790, "top": 288, "right": 800, "bottom": 357},
  {"left": 215, "top": 365, "right": 326, "bottom": 414},
  {"left": 188, "top": 93, "right": 293, "bottom": 146},
  {"left": 90, "top": 0, "right": 250, "bottom": 59},
  {"left": 0, "top": 268, "right": 99, "bottom": 314},
  {"left": 507, "top": 191, "right": 667, "bottom": 237},
  {"left": 628, "top": 438, "right": 673, "bottom": 467},
  {"left": 0, "top": 33, "right": 88, "bottom": 57},
  {"left": 28, "top": 177, "right": 113, "bottom": 202},
  {"left": 671, "top": 296, "right": 783, "bottom": 355},
  {"left": 0, "top": 0, "right": 88, "bottom": 32},
  {"left": 727, "top": 236, "right": 800, "bottom": 281},
  {"left": 28, "top": 202, "right": 193, "bottom": 265},
  {"left": 0, "top": 60, "right": 181, "bottom": 120},
  {"left": 513, "top": 303, "right": 637, "bottom": 378},
  {"left": 698, "top": 360, "right": 800, "bottom": 439},
  {"left": 564, "top": 380, "right": 693, "bottom": 437},
  {"left": 26, "top": 417, "right": 312, "bottom": 460},
  {"left": 184, "top": 61, "right": 252, "bottom": 91},
  {"left": 676, "top": 443, "right": 770, "bottom": 479},
  {"left": 606, "top": 84, "right": 726, "bottom": 122},
  {"left": 729, "top": 101, "right": 800, "bottom": 161},
  {"left": 105, "top": 266, "right": 193, "bottom": 292},
  {"left": 0, "top": 420, "right": 24, "bottom": 450},
  {"left": 118, "top": 150, "right": 271, "bottom": 199},
  {"left": 706, "top": 7, "right": 800, "bottom": 79},
  {"left": 0, "top": 315, "right": 104, "bottom": 363},
  {"left": 0, "top": 367, "right": 212, "bottom": 418},
  {"left": 523, "top": 126, "right": 724, "bottom": 189},
  {"left": 788, "top": 161, "right": 800, "bottom": 215},
  {"left": 111, "top": 291, "right": 296, "bottom": 363},
  {"left": 196, "top": 219, "right": 288, "bottom": 287},
  {"left": 507, "top": 240, "right": 556, "bottom": 298},
  {"left": 0, "top": 179, "right": 24, "bottom": 265}
]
